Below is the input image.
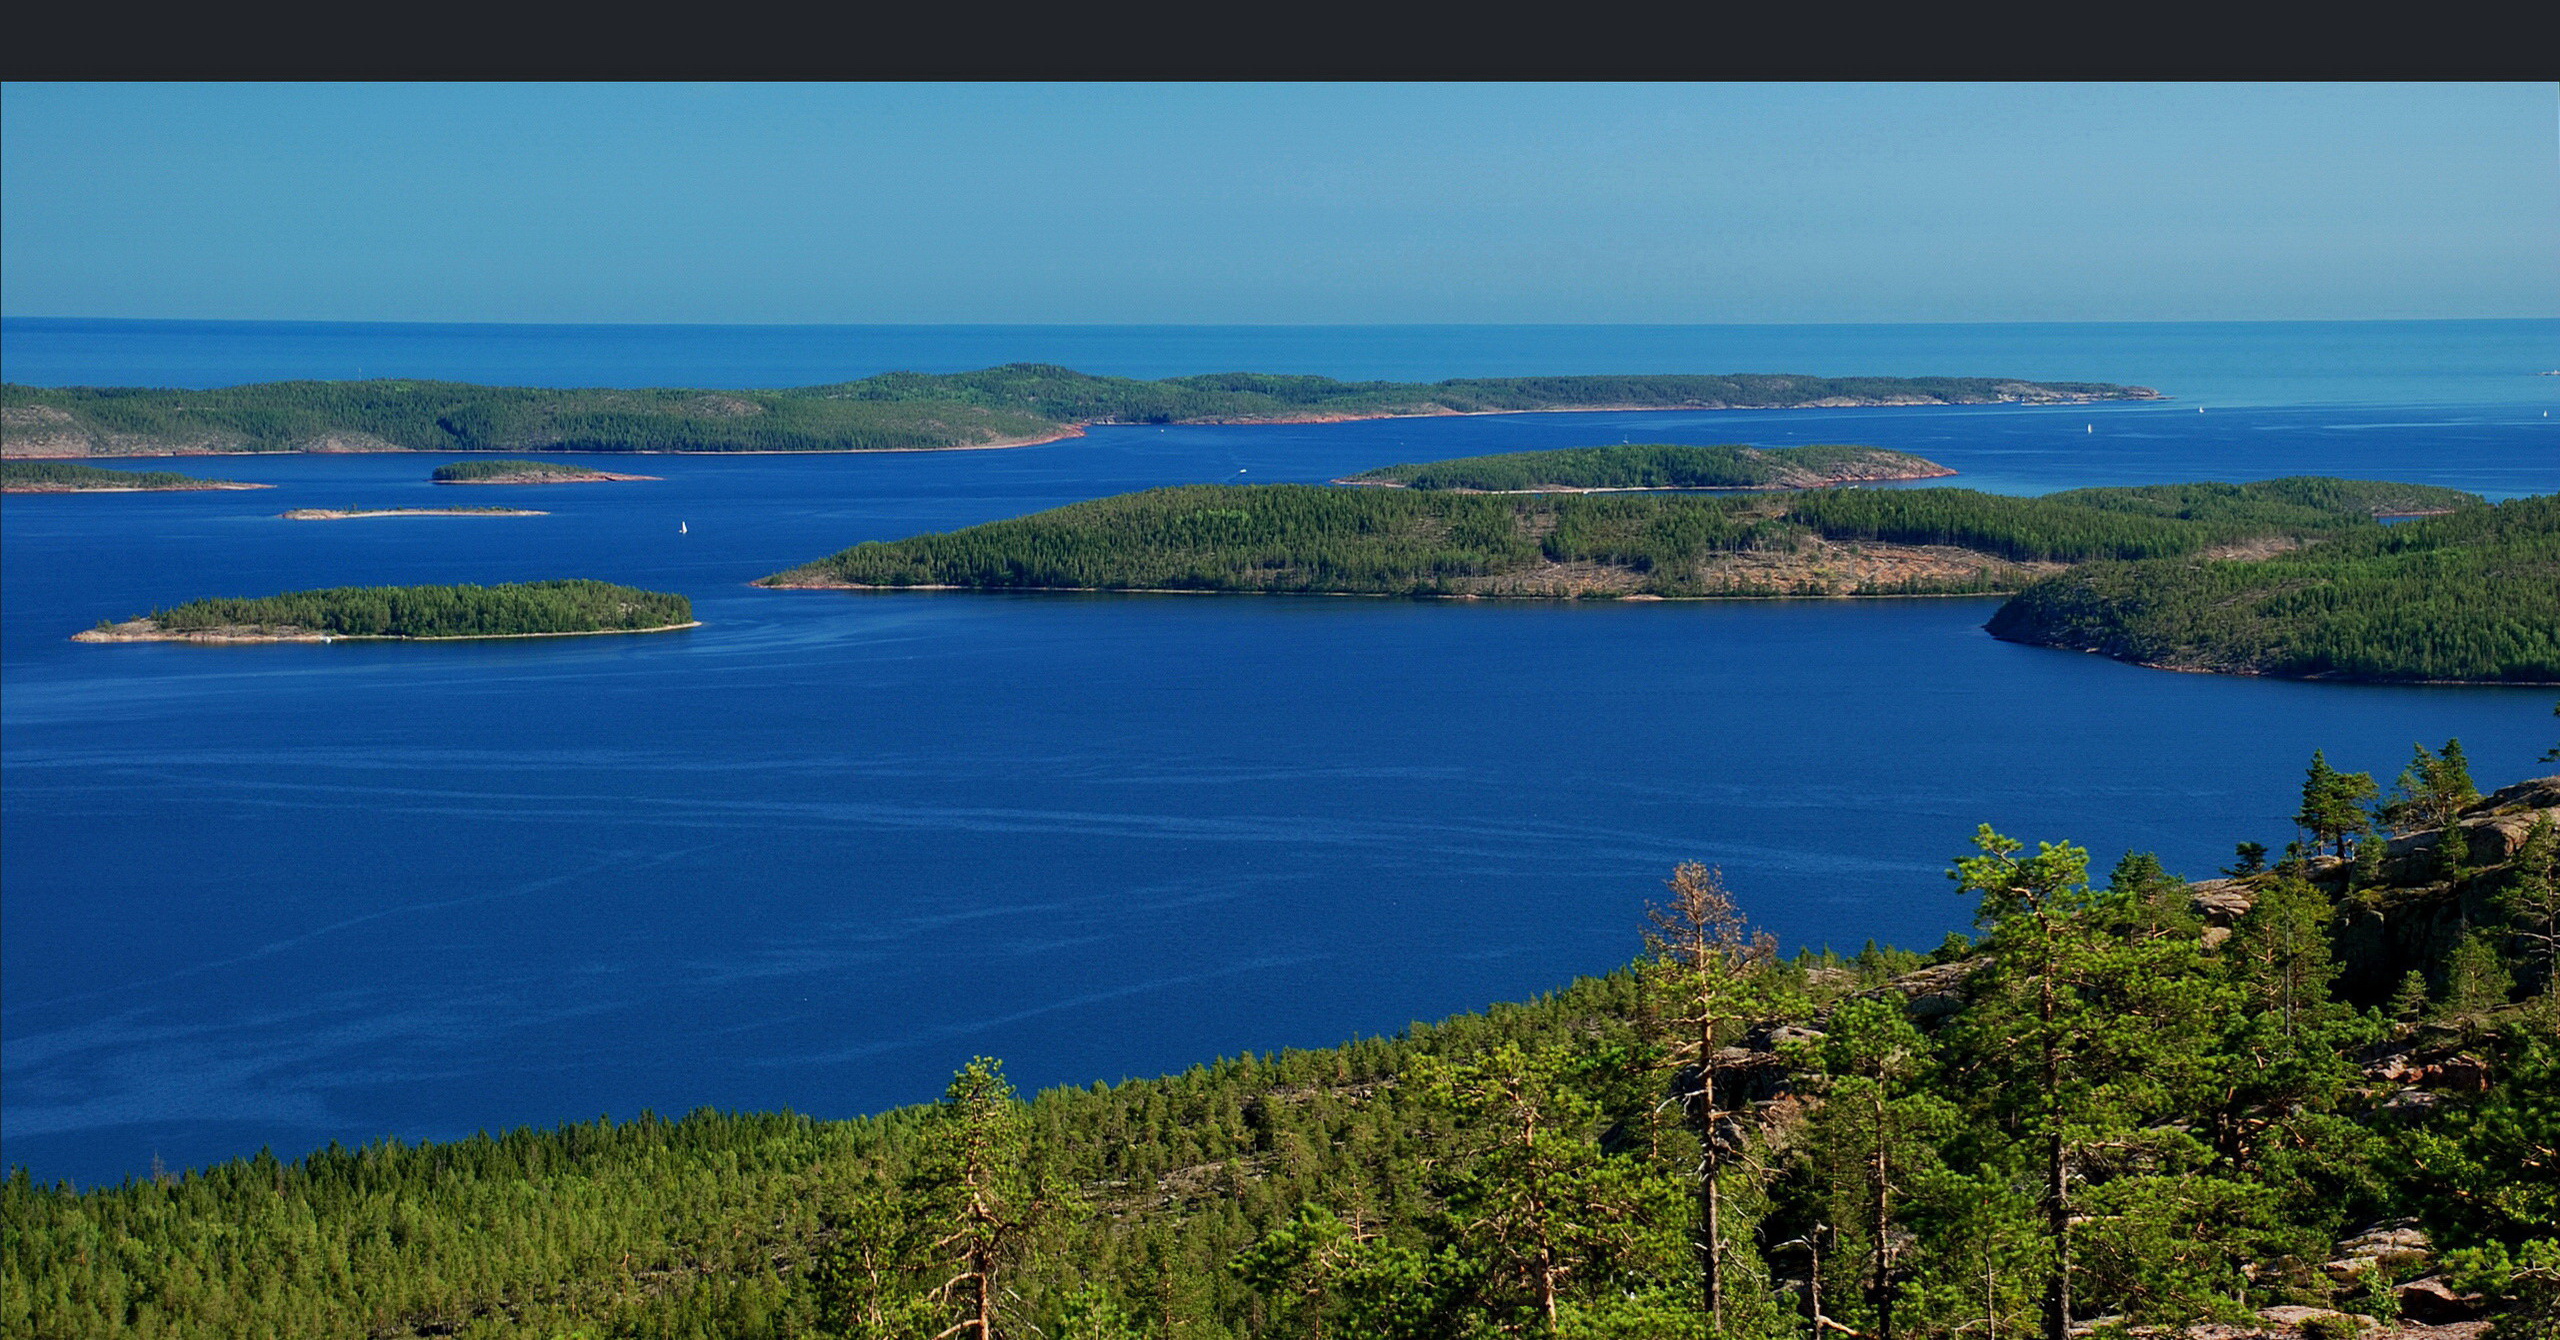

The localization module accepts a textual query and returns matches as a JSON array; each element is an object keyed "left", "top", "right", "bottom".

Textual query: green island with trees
[
  {"left": 0, "top": 367, "right": 2160, "bottom": 457},
  {"left": 0, "top": 459, "right": 265, "bottom": 492},
  {"left": 760, "top": 473, "right": 2539, "bottom": 683},
  {"left": 8, "top": 746, "right": 2557, "bottom": 1340},
  {"left": 1987, "top": 494, "right": 2560, "bottom": 684},
  {"left": 1337, "top": 443, "right": 1957, "bottom": 492},
  {"left": 762, "top": 475, "right": 2483, "bottom": 597},
  {"left": 72, "top": 580, "right": 696, "bottom": 644},
  {"left": 431, "top": 459, "right": 659, "bottom": 484}
]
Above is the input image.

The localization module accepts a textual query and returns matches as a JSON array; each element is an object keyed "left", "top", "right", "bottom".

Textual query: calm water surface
[{"left": 4, "top": 323, "right": 2555, "bottom": 1185}]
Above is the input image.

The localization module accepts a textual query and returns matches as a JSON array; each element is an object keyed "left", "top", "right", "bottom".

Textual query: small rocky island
[
  {"left": 76, "top": 580, "right": 696, "bottom": 643},
  {"left": 431, "top": 458, "right": 659, "bottom": 484},
  {"left": 1, "top": 460, "right": 268, "bottom": 492},
  {"left": 281, "top": 507, "right": 547, "bottom": 519}
]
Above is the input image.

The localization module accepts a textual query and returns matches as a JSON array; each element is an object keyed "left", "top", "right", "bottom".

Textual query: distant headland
[
  {"left": 0, "top": 365, "right": 2162, "bottom": 458},
  {"left": 75, "top": 580, "right": 696, "bottom": 643},
  {"left": 1985, "top": 491, "right": 2557, "bottom": 684}
]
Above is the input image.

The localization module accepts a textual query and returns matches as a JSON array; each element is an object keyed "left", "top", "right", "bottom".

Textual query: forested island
[
  {"left": 431, "top": 458, "right": 659, "bottom": 484},
  {"left": 1338, "top": 443, "right": 1956, "bottom": 492},
  {"left": 73, "top": 580, "right": 694, "bottom": 643},
  {"left": 9, "top": 750, "right": 2556, "bottom": 1340},
  {"left": 760, "top": 474, "right": 2483, "bottom": 599},
  {"left": 0, "top": 459, "right": 265, "bottom": 492},
  {"left": 1988, "top": 494, "right": 2559, "bottom": 684},
  {"left": 0, "top": 366, "right": 2160, "bottom": 457},
  {"left": 758, "top": 474, "right": 2544, "bottom": 683}
]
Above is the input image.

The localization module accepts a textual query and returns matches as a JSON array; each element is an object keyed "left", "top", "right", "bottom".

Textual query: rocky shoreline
[{"left": 279, "top": 507, "right": 547, "bottom": 519}]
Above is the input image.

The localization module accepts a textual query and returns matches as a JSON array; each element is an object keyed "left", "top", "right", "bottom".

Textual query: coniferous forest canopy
[
  {"left": 755, "top": 476, "right": 2539, "bottom": 683},
  {"left": 1338, "top": 443, "right": 1953, "bottom": 491},
  {"left": 0, "top": 459, "right": 245, "bottom": 489},
  {"left": 98, "top": 581, "right": 694, "bottom": 639},
  {"left": 7, "top": 754, "right": 2556, "bottom": 1340},
  {"left": 1988, "top": 495, "right": 2560, "bottom": 684},
  {"left": 0, "top": 368, "right": 2159, "bottom": 457},
  {"left": 767, "top": 477, "right": 2485, "bottom": 596}
]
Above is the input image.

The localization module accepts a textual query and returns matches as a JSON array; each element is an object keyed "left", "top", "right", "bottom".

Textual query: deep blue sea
[{"left": 4, "top": 320, "right": 2555, "bottom": 1187}]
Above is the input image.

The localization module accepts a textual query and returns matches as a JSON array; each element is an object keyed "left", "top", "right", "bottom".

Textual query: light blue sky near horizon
[{"left": 3, "top": 83, "right": 2554, "bottom": 326}]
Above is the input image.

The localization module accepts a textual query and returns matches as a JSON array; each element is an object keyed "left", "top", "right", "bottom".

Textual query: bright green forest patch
[
  {"left": 1339, "top": 442, "right": 1953, "bottom": 491},
  {"left": 101, "top": 580, "right": 693, "bottom": 640},
  {"left": 1985, "top": 493, "right": 2560, "bottom": 683},
  {"left": 0, "top": 459, "right": 245, "bottom": 489},
  {"left": 2038, "top": 476, "right": 2484, "bottom": 523},
  {"left": 766, "top": 485, "right": 1816, "bottom": 596},
  {"left": 761, "top": 478, "right": 2480, "bottom": 600}
]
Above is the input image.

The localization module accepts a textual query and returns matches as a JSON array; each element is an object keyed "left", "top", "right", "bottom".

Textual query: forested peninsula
[
  {"left": 0, "top": 366, "right": 2159, "bottom": 457},
  {"left": 0, "top": 459, "right": 265, "bottom": 492},
  {"left": 10, "top": 751, "right": 2558, "bottom": 1340},
  {"left": 1338, "top": 443, "right": 1956, "bottom": 492},
  {"left": 431, "top": 458, "right": 659, "bottom": 484},
  {"left": 759, "top": 476, "right": 2483, "bottom": 603},
  {"left": 1987, "top": 494, "right": 2560, "bottom": 684},
  {"left": 73, "top": 580, "right": 694, "bottom": 643}
]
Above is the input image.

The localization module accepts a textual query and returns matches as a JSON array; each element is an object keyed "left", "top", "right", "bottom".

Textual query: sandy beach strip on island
[{"left": 280, "top": 508, "right": 548, "bottom": 519}]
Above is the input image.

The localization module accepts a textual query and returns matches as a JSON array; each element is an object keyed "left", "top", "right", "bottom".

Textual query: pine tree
[
  {"left": 2387, "top": 739, "right": 2482, "bottom": 836},
  {"left": 2297, "top": 752, "right": 2382, "bottom": 859},
  {"left": 2443, "top": 932, "right": 2517, "bottom": 1022},
  {"left": 1411, "top": 1041, "right": 1660, "bottom": 1333},
  {"left": 2298, "top": 752, "right": 2342, "bottom": 852},
  {"left": 1227, "top": 1204, "right": 1443, "bottom": 1339},
  {"left": 1799, "top": 996, "right": 1958, "bottom": 1340},
  {"left": 815, "top": 1178, "right": 926, "bottom": 1337},
  {"left": 1644, "top": 862, "right": 1777, "bottom": 1332},
  {"left": 2351, "top": 819, "right": 2388, "bottom": 890},
  {"left": 2391, "top": 970, "right": 2433, "bottom": 1023},
  {"left": 2205, "top": 873, "right": 2378, "bottom": 1232},
  {"left": 1942, "top": 826, "right": 2225, "bottom": 1340},
  {"left": 916, "top": 1058, "right": 1037, "bottom": 1340},
  {"left": 2497, "top": 818, "right": 2560, "bottom": 1004}
]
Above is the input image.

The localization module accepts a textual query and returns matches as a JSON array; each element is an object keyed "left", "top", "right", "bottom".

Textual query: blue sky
[{"left": 3, "top": 83, "right": 2552, "bottom": 324}]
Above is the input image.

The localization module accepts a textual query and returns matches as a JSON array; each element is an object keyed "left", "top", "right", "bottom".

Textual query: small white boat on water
[{"left": 679, "top": 521, "right": 688, "bottom": 534}]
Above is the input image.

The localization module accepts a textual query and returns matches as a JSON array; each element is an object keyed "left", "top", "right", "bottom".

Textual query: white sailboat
[{"left": 679, "top": 521, "right": 688, "bottom": 534}]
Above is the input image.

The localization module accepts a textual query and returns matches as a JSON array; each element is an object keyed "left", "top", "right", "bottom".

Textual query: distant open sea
[{"left": 4, "top": 320, "right": 2555, "bottom": 1186}]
